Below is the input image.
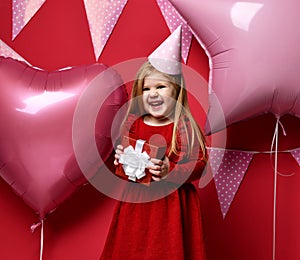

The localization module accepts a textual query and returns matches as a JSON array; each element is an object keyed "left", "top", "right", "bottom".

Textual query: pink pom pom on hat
[{"left": 148, "top": 25, "right": 182, "bottom": 75}]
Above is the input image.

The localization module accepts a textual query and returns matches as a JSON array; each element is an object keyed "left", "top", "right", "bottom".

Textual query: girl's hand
[
  {"left": 114, "top": 145, "right": 124, "bottom": 165},
  {"left": 148, "top": 156, "right": 170, "bottom": 181}
]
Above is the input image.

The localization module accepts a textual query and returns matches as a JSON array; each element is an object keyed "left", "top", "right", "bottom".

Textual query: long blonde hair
[{"left": 124, "top": 61, "right": 207, "bottom": 160}]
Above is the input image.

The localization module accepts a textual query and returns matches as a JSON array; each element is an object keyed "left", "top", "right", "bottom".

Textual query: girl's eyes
[{"left": 142, "top": 85, "right": 167, "bottom": 91}]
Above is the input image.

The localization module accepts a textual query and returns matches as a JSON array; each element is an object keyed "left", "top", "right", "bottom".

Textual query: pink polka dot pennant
[
  {"left": 156, "top": 0, "right": 193, "bottom": 63},
  {"left": 12, "top": 0, "right": 46, "bottom": 40},
  {"left": 209, "top": 148, "right": 254, "bottom": 218},
  {"left": 84, "top": 0, "right": 127, "bottom": 60},
  {"left": 0, "top": 39, "right": 29, "bottom": 64},
  {"left": 291, "top": 149, "right": 300, "bottom": 166}
]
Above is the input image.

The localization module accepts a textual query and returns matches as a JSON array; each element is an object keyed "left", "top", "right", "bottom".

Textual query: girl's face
[{"left": 142, "top": 71, "right": 177, "bottom": 123}]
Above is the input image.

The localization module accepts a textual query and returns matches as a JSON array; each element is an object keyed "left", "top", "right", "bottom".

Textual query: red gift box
[{"left": 115, "top": 136, "right": 166, "bottom": 185}]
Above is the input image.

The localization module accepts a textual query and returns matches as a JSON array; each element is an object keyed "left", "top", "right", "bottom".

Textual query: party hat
[{"left": 148, "top": 25, "right": 182, "bottom": 75}]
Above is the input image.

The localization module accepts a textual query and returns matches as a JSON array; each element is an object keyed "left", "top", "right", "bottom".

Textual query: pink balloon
[
  {"left": 0, "top": 56, "right": 127, "bottom": 219},
  {"left": 170, "top": 0, "right": 300, "bottom": 134}
]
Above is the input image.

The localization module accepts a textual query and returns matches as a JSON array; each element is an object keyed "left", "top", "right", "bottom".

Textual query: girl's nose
[{"left": 149, "top": 89, "right": 158, "bottom": 97}]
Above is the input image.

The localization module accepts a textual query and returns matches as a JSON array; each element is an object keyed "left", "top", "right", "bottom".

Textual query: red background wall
[{"left": 1, "top": 0, "right": 300, "bottom": 259}]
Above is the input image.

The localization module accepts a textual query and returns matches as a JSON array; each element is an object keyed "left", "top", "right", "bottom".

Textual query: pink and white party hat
[{"left": 148, "top": 25, "right": 182, "bottom": 75}]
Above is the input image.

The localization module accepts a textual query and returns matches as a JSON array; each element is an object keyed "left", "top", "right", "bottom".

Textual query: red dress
[{"left": 100, "top": 116, "right": 207, "bottom": 260}]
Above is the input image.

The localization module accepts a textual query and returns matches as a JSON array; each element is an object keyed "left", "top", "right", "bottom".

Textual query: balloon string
[
  {"left": 30, "top": 221, "right": 42, "bottom": 232},
  {"left": 276, "top": 116, "right": 287, "bottom": 136},
  {"left": 30, "top": 219, "right": 44, "bottom": 260},
  {"left": 270, "top": 118, "right": 279, "bottom": 260},
  {"left": 40, "top": 219, "right": 44, "bottom": 260}
]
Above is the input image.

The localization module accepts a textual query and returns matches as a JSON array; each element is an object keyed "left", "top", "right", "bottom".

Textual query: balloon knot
[{"left": 30, "top": 220, "right": 43, "bottom": 233}]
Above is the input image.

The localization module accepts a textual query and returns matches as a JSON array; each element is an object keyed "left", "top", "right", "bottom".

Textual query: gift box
[{"left": 115, "top": 136, "right": 166, "bottom": 185}]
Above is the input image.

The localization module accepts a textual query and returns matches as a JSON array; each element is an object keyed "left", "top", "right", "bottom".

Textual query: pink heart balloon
[
  {"left": 170, "top": 0, "right": 300, "bottom": 134},
  {"left": 0, "top": 56, "right": 127, "bottom": 219}
]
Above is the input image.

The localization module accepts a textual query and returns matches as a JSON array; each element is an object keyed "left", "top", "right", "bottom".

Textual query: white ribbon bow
[{"left": 119, "top": 139, "right": 153, "bottom": 182}]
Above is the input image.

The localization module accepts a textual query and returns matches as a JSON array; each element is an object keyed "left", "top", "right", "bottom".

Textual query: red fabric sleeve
[
  {"left": 168, "top": 149, "right": 206, "bottom": 183},
  {"left": 121, "top": 114, "right": 138, "bottom": 137},
  {"left": 166, "top": 119, "right": 207, "bottom": 184}
]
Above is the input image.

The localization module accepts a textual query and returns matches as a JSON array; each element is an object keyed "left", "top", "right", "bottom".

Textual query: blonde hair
[{"left": 125, "top": 61, "right": 207, "bottom": 160}]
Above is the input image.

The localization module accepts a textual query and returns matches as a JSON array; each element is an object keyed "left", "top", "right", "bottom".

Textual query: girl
[{"left": 101, "top": 27, "right": 207, "bottom": 260}]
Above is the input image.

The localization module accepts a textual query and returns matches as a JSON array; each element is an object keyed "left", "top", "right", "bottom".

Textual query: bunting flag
[
  {"left": 209, "top": 148, "right": 254, "bottom": 218},
  {"left": 206, "top": 146, "right": 300, "bottom": 218},
  {"left": 12, "top": 0, "right": 46, "bottom": 40},
  {"left": 291, "top": 148, "right": 300, "bottom": 166},
  {"left": 0, "top": 39, "right": 30, "bottom": 64},
  {"left": 156, "top": 0, "right": 193, "bottom": 63},
  {"left": 207, "top": 120, "right": 299, "bottom": 260},
  {"left": 84, "top": 0, "right": 127, "bottom": 60}
]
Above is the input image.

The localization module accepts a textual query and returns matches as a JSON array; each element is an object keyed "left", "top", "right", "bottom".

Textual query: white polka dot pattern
[
  {"left": 156, "top": 0, "right": 192, "bottom": 63},
  {"left": 209, "top": 148, "right": 253, "bottom": 218},
  {"left": 0, "top": 39, "right": 29, "bottom": 64},
  {"left": 148, "top": 25, "right": 182, "bottom": 75},
  {"left": 291, "top": 149, "right": 300, "bottom": 166},
  {"left": 12, "top": 0, "right": 46, "bottom": 40},
  {"left": 84, "top": 0, "right": 127, "bottom": 60}
]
